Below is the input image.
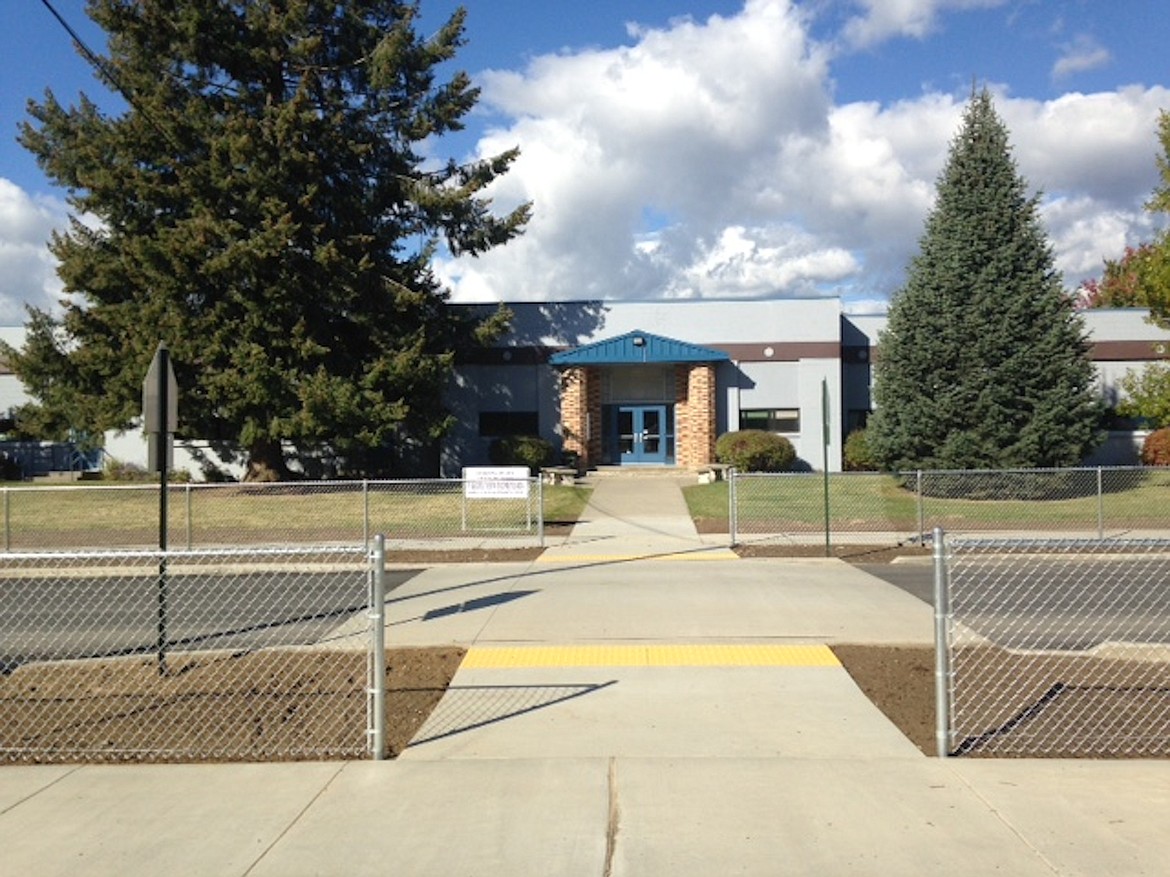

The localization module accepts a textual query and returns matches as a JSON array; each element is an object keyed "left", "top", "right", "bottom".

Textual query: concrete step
[{"left": 584, "top": 466, "right": 698, "bottom": 479}]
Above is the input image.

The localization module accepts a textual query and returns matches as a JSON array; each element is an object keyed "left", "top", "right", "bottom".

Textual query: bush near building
[
  {"left": 715, "top": 430, "right": 796, "bottom": 472},
  {"left": 843, "top": 429, "right": 878, "bottom": 471},
  {"left": 488, "top": 435, "right": 553, "bottom": 473},
  {"left": 1141, "top": 428, "right": 1170, "bottom": 466}
]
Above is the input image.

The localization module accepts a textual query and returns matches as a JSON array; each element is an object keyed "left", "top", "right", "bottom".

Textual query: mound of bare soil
[{"left": 1, "top": 647, "right": 464, "bottom": 763}]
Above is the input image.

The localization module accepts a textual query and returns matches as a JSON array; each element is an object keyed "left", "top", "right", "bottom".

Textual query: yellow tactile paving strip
[{"left": 462, "top": 643, "right": 840, "bottom": 669}]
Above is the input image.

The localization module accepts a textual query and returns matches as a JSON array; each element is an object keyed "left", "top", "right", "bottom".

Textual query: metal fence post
[
  {"left": 536, "top": 476, "right": 544, "bottom": 548},
  {"left": 932, "top": 526, "right": 952, "bottom": 758},
  {"left": 363, "top": 480, "right": 370, "bottom": 548},
  {"left": 728, "top": 468, "right": 738, "bottom": 546},
  {"left": 916, "top": 470, "right": 925, "bottom": 543},
  {"left": 185, "top": 483, "right": 193, "bottom": 550},
  {"left": 3, "top": 486, "right": 8, "bottom": 552},
  {"left": 1096, "top": 467, "right": 1104, "bottom": 539},
  {"left": 369, "top": 534, "right": 386, "bottom": 760}
]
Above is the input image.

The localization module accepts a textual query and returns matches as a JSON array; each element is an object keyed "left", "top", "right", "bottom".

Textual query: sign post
[
  {"left": 143, "top": 342, "right": 178, "bottom": 675},
  {"left": 822, "top": 378, "right": 831, "bottom": 557}
]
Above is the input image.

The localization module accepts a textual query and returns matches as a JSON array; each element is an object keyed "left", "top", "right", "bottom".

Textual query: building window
[
  {"left": 479, "top": 411, "right": 539, "bottom": 437},
  {"left": 739, "top": 408, "right": 800, "bottom": 433}
]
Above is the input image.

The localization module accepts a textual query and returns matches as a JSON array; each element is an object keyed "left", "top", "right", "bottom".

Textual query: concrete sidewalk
[{"left": 3, "top": 475, "right": 1169, "bottom": 876}]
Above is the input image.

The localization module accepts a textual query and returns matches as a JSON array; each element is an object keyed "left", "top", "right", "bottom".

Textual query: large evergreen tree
[
  {"left": 8, "top": 0, "right": 527, "bottom": 479},
  {"left": 867, "top": 89, "right": 1101, "bottom": 471}
]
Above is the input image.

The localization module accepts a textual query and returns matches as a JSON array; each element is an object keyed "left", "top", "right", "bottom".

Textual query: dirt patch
[
  {"left": 737, "top": 543, "right": 930, "bottom": 563},
  {"left": 833, "top": 644, "right": 936, "bottom": 754},
  {"left": 945, "top": 645, "right": 1169, "bottom": 758},
  {"left": 0, "top": 647, "right": 464, "bottom": 763},
  {"left": 833, "top": 644, "right": 1169, "bottom": 758},
  {"left": 390, "top": 547, "right": 545, "bottom": 564}
]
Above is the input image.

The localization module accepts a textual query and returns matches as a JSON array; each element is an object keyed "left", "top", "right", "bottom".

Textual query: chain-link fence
[
  {"left": 730, "top": 467, "right": 1170, "bottom": 548},
  {"left": 730, "top": 471, "right": 920, "bottom": 545},
  {"left": 0, "top": 543, "right": 390, "bottom": 763},
  {"left": 934, "top": 533, "right": 1170, "bottom": 758},
  {"left": 0, "top": 477, "right": 544, "bottom": 551}
]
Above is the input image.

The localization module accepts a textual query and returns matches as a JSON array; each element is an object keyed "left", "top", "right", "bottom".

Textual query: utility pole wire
[{"left": 38, "top": 0, "right": 186, "bottom": 154}]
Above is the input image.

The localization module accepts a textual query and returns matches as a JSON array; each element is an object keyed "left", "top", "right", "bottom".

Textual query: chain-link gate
[
  {"left": 934, "top": 531, "right": 1170, "bottom": 757},
  {"left": 0, "top": 543, "right": 390, "bottom": 763}
]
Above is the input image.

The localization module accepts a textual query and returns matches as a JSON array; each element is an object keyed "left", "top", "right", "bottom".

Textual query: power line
[
  {"left": 38, "top": 0, "right": 125, "bottom": 100},
  {"left": 38, "top": 0, "right": 185, "bottom": 153}
]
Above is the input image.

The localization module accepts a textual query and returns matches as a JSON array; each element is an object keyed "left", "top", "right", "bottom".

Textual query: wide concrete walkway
[{"left": 3, "top": 474, "right": 1169, "bottom": 876}]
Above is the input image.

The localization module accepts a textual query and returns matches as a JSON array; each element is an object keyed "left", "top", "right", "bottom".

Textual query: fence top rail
[
  {"left": 916, "top": 465, "right": 1160, "bottom": 476},
  {"left": 0, "top": 544, "right": 371, "bottom": 563},
  {"left": 730, "top": 465, "right": 1166, "bottom": 479},
  {"left": 948, "top": 536, "right": 1170, "bottom": 552},
  {"left": 0, "top": 477, "right": 544, "bottom": 495}
]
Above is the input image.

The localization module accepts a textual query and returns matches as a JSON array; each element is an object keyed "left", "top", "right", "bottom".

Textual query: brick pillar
[
  {"left": 675, "top": 363, "right": 717, "bottom": 467},
  {"left": 585, "top": 367, "right": 602, "bottom": 466},
  {"left": 559, "top": 367, "right": 602, "bottom": 470}
]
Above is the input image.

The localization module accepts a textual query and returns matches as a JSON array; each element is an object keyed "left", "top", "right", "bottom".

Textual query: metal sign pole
[
  {"left": 156, "top": 344, "right": 170, "bottom": 676},
  {"left": 144, "top": 341, "right": 177, "bottom": 676}
]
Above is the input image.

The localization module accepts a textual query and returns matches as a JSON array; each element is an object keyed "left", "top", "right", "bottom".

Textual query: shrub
[
  {"left": 916, "top": 469, "right": 1094, "bottom": 501},
  {"left": 843, "top": 429, "right": 878, "bottom": 471},
  {"left": 714, "top": 430, "right": 795, "bottom": 472},
  {"left": 103, "top": 458, "right": 152, "bottom": 482},
  {"left": 488, "top": 435, "right": 553, "bottom": 473},
  {"left": 1141, "top": 428, "right": 1170, "bottom": 466}
]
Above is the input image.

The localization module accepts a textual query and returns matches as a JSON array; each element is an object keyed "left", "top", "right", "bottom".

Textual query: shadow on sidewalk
[{"left": 408, "top": 680, "right": 618, "bottom": 748}]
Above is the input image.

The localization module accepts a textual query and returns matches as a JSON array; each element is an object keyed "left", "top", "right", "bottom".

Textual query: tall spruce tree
[
  {"left": 9, "top": 1, "right": 527, "bottom": 479},
  {"left": 867, "top": 89, "right": 1101, "bottom": 471}
]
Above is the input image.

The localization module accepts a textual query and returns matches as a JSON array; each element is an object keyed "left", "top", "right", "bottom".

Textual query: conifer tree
[
  {"left": 867, "top": 89, "right": 1101, "bottom": 471},
  {"left": 8, "top": 1, "right": 527, "bottom": 479}
]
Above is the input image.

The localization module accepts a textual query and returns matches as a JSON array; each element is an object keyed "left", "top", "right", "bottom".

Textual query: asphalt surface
[
  {"left": 858, "top": 558, "right": 1170, "bottom": 649},
  {"left": 0, "top": 569, "right": 420, "bottom": 671}
]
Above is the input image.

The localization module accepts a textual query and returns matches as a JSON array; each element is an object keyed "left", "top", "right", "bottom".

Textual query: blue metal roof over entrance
[{"left": 549, "top": 330, "right": 730, "bottom": 366}]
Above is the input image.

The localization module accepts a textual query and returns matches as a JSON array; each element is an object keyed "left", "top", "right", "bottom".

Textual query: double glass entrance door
[{"left": 617, "top": 405, "right": 668, "bottom": 464}]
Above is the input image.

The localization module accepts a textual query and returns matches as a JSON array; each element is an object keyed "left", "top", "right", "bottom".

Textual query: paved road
[
  {"left": 0, "top": 569, "right": 419, "bottom": 672},
  {"left": 857, "top": 559, "right": 1170, "bottom": 650}
]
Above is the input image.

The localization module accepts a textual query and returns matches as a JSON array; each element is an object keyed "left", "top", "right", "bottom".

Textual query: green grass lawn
[
  {"left": 684, "top": 469, "right": 1170, "bottom": 534},
  {"left": 0, "top": 482, "right": 593, "bottom": 549}
]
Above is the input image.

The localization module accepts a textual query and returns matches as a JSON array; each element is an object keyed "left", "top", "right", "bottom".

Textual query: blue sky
[{"left": 2, "top": 0, "right": 1169, "bottom": 320}]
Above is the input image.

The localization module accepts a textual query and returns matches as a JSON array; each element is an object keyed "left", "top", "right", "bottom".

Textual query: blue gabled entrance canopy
[{"left": 549, "top": 330, "right": 729, "bottom": 366}]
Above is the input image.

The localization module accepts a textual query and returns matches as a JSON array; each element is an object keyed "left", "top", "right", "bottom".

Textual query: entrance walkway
[{"left": 541, "top": 472, "right": 737, "bottom": 561}]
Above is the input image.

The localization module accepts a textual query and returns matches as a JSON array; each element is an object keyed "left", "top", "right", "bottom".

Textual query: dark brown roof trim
[
  {"left": 715, "top": 342, "right": 841, "bottom": 362},
  {"left": 1090, "top": 340, "right": 1170, "bottom": 361}
]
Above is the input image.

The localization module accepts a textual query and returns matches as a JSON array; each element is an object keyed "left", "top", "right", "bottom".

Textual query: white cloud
[
  {"left": 437, "top": 1, "right": 1169, "bottom": 309},
  {"left": 4, "top": 1, "right": 1166, "bottom": 322},
  {"left": 839, "top": 0, "right": 1007, "bottom": 49},
  {"left": 0, "top": 179, "right": 68, "bottom": 323},
  {"left": 441, "top": 0, "right": 839, "bottom": 302},
  {"left": 1041, "top": 196, "right": 1160, "bottom": 285},
  {"left": 1051, "top": 34, "right": 1112, "bottom": 81},
  {"left": 1005, "top": 87, "right": 1170, "bottom": 205}
]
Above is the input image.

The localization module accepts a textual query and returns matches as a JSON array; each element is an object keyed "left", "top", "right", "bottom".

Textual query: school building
[
  {"left": 1, "top": 300, "right": 1166, "bottom": 479},
  {"left": 441, "top": 299, "right": 1170, "bottom": 476}
]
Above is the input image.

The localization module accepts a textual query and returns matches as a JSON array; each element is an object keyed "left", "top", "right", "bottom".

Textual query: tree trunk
[{"left": 245, "top": 439, "right": 291, "bottom": 482}]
